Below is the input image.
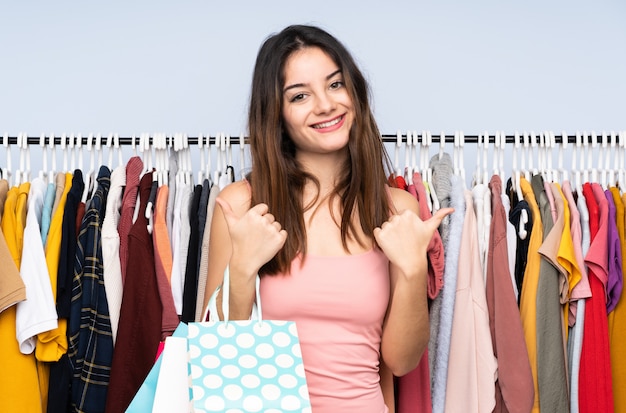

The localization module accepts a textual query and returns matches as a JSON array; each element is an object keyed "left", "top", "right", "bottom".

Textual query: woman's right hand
[{"left": 216, "top": 197, "right": 288, "bottom": 275}]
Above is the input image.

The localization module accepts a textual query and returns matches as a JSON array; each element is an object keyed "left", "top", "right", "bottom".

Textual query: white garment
[
  {"left": 171, "top": 174, "right": 192, "bottom": 315},
  {"left": 101, "top": 165, "right": 126, "bottom": 344},
  {"left": 16, "top": 177, "right": 58, "bottom": 354}
]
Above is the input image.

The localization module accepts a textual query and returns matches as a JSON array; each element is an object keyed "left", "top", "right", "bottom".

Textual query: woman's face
[{"left": 281, "top": 46, "right": 355, "bottom": 159}]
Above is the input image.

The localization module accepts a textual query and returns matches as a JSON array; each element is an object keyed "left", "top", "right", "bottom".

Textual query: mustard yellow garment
[
  {"left": 609, "top": 188, "right": 626, "bottom": 413},
  {"left": 519, "top": 177, "right": 543, "bottom": 413},
  {"left": 1, "top": 187, "right": 19, "bottom": 266},
  {"left": 0, "top": 184, "right": 43, "bottom": 413},
  {"left": 554, "top": 183, "right": 582, "bottom": 342}
]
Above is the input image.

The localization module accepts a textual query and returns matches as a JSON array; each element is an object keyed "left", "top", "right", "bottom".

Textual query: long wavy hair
[{"left": 248, "top": 24, "right": 393, "bottom": 275}]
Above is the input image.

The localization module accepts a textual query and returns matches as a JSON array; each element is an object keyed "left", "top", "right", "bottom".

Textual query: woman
[{"left": 206, "top": 24, "right": 452, "bottom": 412}]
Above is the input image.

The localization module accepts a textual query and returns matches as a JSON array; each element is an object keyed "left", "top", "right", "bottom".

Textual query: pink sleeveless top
[{"left": 260, "top": 249, "right": 390, "bottom": 412}]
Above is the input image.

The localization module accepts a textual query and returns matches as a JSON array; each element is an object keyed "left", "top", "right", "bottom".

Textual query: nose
[{"left": 314, "top": 91, "right": 335, "bottom": 114}]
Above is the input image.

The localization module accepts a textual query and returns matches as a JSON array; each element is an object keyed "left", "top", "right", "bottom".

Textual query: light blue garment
[
  {"left": 430, "top": 175, "right": 466, "bottom": 413},
  {"left": 40, "top": 182, "right": 56, "bottom": 245}
]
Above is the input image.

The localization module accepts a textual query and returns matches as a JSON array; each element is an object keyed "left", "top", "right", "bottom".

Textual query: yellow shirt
[
  {"left": 0, "top": 185, "right": 43, "bottom": 413},
  {"left": 519, "top": 177, "right": 543, "bottom": 413},
  {"left": 554, "top": 183, "right": 581, "bottom": 341}
]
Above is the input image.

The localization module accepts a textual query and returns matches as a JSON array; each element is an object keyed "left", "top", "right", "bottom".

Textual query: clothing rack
[{"left": 1, "top": 132, "right": 625, "bottom": 146}]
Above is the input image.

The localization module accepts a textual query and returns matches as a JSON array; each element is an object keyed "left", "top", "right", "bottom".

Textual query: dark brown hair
[{"left": 248, "top": 24, "right": 393, "bottom": 275}]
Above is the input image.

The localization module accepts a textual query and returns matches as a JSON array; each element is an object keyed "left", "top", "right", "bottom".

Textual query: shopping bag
[
  {"left": 126, "top": 323, "right": 190, "bottom": 412},
  {"left": 189, "top": 268, "right": 311, "bottom": 412}
]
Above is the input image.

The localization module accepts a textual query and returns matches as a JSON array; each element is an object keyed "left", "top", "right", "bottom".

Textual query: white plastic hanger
[
  {"left": 404, "top": 130, "right": 413, "bottom": 182},
  {"left": 239, "top": 132, "right": 247, "bottom": 181},
  {"left": 617, "top": 131, "right": 626, "bottom": 193},
  {"left": 410, "top": 130, "right": 418, "bottom": 181},
  {"left": 38, "top": 133, "right": 47, "bottom": 181},
  {"left": 558, "top": 131, "right": 569, "bottom": 183},
  {"left": 580, "top": 131, "right": 592, "bottom": 185},
  {"left": 393, "top": 130, "right": 402, "bottom": 179},
  {"left": 459, "top": 130, "right": 466, "bottom": 188},
  {"left": 197, "top": 133, "right": 205, "bottom": 185},
  {"left": 418, "top": 131, "right": 432, "bottom": 212},
  {"left": 76, "top": 133, "right": 83, "bottom": 178},
  {"left": 60, "top": 133, "right": 68, "bottom": 173},
  {"left": 1, "top": 132, "right": 9, "bottom": 181},
  {"left": 472, "top": 132, "right": 483, "bottom": 187},
  {"left": 106, "top": 132, "right": 114, "bottom": 170},
  {"left": 438, "top": 130, "right": 446, "bottom": 160},
  {"left": 81, "top": 133, "right": 94, "bottom": 204},
  {"left": 14, "top": 133, "right": 23, "bottom": 187},
  {"left": 481, "top": 130, "right": 489, "bottom": 186},
  {"left": 590, "top": 131, "right": 598, "bottom": 184},
  {"left": 69, "top": 133, "right": 76, "bottom": 172},
  {"left": 425, "top": 131, "right": 440, "bottom": 212},
  {"left": 609, "top": 131, "right": 617, "bottom": 188},
  {"left": 50, "top": 132, "right": 58, "bottom": 185},
  {"left": 600, "top": 131, "right": 609, "bottom": 190}
]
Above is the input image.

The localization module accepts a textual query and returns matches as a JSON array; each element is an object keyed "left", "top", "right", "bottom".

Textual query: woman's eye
[
  {"left": 290, "top": 93, "right": 305, "bottom": 102},
  {"left": 330, "top": 81, "right": 344, "bottom": 90}
]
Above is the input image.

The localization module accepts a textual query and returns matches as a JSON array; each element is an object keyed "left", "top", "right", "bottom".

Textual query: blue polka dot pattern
[{"left": 188, "top": 320, "right": 311, "bottom": 412}]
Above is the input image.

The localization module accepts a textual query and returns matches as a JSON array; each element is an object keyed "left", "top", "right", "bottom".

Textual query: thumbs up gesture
[{"left": 216, "top": 197, "right": 288, "bottom": 273}]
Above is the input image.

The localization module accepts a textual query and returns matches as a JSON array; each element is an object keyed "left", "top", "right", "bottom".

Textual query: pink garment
[
  {"left": 561, "top": 182, "right": 591, "bottom": 323},
  {"left": 487, "top": 175, "right": 534, "bottom": 413},
  {"left": 118, "top": 156, "right": 143, "bottom": 283},
  {"left": 396, "top": 174, "right": 435, "bottom": 413},
  {"left": 445, "top": 189, "right": 497, "bottom": 413},
  {"left": 412, "top": 172, "right": 445, "bottom": 299},
  {"left": 261, "top": 249, "right": 390, "bottom": 413},
  {"left": 589, "top": 183, "right": 610, "bottom": 290}
]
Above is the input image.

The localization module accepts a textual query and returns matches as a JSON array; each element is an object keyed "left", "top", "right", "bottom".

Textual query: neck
[{"left": 297, "top": 149, "right": 348, "bottom": 192}]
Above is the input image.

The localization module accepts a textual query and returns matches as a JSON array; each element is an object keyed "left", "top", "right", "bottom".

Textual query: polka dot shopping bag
[{"left": 188, "top": 268, "right": 311, "bottom": 412}]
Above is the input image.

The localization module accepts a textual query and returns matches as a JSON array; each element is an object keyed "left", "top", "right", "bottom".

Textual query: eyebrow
[{"left": 283, "top": 69, "right": 342, "bottom": 94}]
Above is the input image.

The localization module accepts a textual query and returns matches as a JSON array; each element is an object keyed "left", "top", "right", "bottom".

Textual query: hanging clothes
[
  {"left": 430, "top": 175, "right": 465, "bottom": 413},
  {"left": 68, "top": 165, "right": 112, "bottom": 412},
  {"left": 486, "top": 174, "right": 534, "bottom": 413},
  {"left": 106, "top": 171, "right": 162, "bottom": 413},
  {"left": 118, "top": 156, "right": 143, "bottom": 285},
  {"left": 0, "top": 178, "right": 26, "bottom": 312},
  {"left": 518, "top": 176, "right": 542, "bottom": 413},
  {"left": 0, "top": 178, "right": 43, "bottom": 413},
  {"left": 152, "top": 183, "right": 178, "bottom": 340},
  {"left": 444, "top": 188, "right": 496, "bottom": 413}
]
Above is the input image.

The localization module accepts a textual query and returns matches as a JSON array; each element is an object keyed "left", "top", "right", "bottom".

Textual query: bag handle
[{"left": 204, "top": 267, "right": 262, "bottom": 323}]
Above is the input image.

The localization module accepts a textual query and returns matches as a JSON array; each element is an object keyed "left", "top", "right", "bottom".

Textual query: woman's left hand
[{"left": 373, "top": 207, "right": 453, "bottom": 277}]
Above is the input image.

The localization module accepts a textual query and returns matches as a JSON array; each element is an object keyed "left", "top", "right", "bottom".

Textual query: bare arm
[
  {"left": 375, "top": 187, "right": 453, "bottom": 376},
  {"left": 204, "top": 181, "right": 287, "bottom": 320}
]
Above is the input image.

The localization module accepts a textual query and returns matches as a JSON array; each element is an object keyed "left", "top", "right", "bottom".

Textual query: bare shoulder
[
  {"left": 216, "top": 180, "right": 252, "bottom": 216},
  {"left": 388, "top": 186, "right": 420, "bottom": 215}
]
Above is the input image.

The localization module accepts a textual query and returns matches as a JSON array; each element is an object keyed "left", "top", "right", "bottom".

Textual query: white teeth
[{"left": 313, "top": 116, "right": 341, "bottom": 129}]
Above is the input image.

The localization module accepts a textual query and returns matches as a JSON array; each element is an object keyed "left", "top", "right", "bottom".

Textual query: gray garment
[
  {"left": 429, "top": 175, "right": 466, "bottom": 413},
  {"left": 530, "top": 175, "right": 569, "bottom": 413},
  {"left": 429, "top": 152, "right": 453, "bottom": 244}
]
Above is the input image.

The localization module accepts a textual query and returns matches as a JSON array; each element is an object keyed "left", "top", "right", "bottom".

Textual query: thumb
[
  {"left": 215, "top": 197, "right": 238, "bottom": 227},
  {"left": 429, "top": 207, "right": 454, "bottom": 227}
]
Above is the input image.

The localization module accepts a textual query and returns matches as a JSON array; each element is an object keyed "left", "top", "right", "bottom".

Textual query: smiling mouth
[{"left": 311, "top": 115, "right": 344, "bottom": 129}]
